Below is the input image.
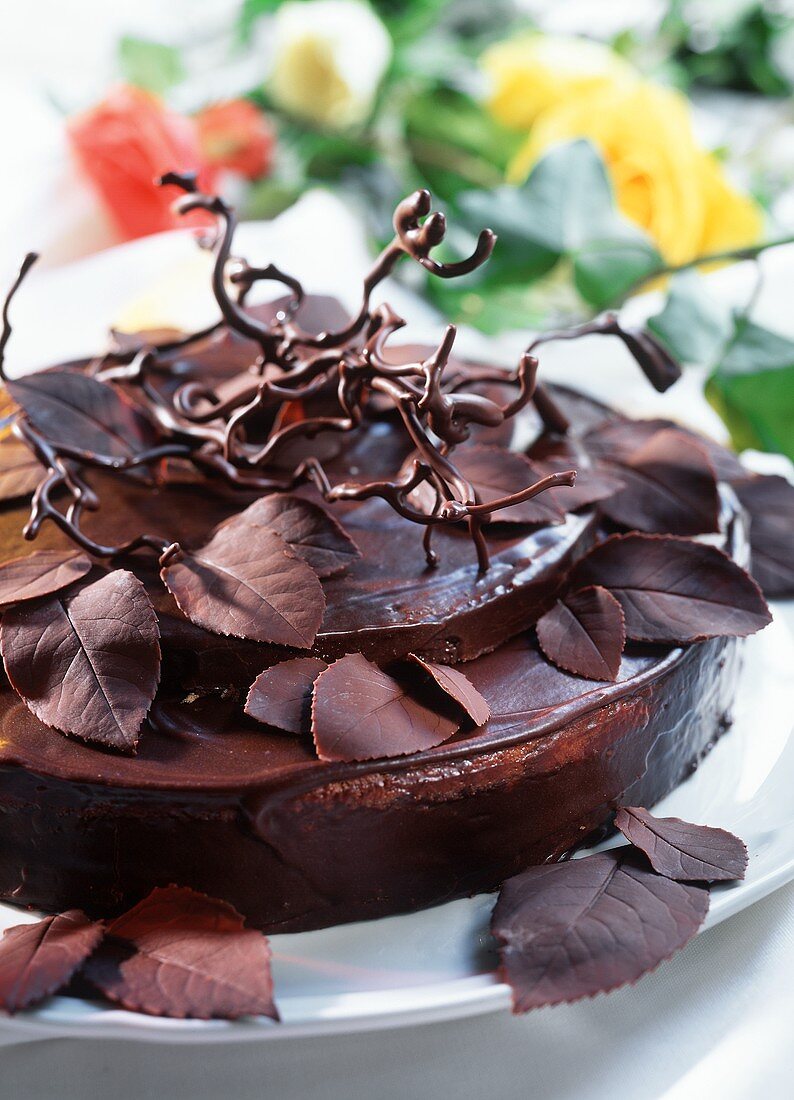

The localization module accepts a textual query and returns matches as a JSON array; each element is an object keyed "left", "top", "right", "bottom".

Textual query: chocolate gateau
[{"left": 0, "top": 178, "right": 779, "bottom": 941}]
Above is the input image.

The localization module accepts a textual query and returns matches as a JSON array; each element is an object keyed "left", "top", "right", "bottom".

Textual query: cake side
[
  {"left": 0, "top": 488, "right": 749, "bottom": 931},
  {"left": 0, "top": 632, "right": 738, "bottom": 932}
]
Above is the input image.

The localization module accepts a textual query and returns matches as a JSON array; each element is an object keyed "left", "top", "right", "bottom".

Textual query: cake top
[
  {"left": 0, "top": 173, "right": 680, "bottom": 571},
  {"left": 0, "top": 179, "right": 784, "bottom": 759}
]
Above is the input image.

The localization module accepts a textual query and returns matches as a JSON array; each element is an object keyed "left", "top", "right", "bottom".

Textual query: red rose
[
  {"left": 196, "top": 99, "right": 275, "bottom": 181},
  {"left": 67, "top": 85, "right": 217, "bottom": 241}
]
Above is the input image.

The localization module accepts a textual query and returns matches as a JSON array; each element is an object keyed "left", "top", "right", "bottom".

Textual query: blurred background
[{"left": 1, "top": 0, "right": 793, "bottom": 455}]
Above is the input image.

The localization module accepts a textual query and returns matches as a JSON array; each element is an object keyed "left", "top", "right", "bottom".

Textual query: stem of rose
[{"left": 622, "top": 233, "right": 794, "bottom": 302}]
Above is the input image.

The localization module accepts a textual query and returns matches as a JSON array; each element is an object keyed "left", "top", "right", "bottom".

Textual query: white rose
[{"left": 269, "top": 0, "right": 392, "bottom": 129}]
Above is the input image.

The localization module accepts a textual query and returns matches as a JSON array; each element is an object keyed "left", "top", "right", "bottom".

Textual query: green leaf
[
  {"left": 706, "top": 320, "right": 794, "bottom": 460},
  {"left": 574, "top": 232, "right": 661, "bottom": 311},
  {"left": 283, "top": 125, "right": 378, "bottom": 180},
  {"left": 667, "top": 2, "right": 792, "bottom": 97},
  {"left": 405, "top": 87, "right": 522, "bottom": 180},
  {"left": 370, "top": 0, "right": 454, "bottom": 45},
  {"left": 238, "top": 0, "right": 282, "bottom": 43},
  {"left": 647, "top": 272, "right": 733, "bottom": 365},
  {"left": 427, "top": 275, "right": 563, "bottom": 336},
  {"left": 509, "top": 139, "right": 625, "bottom": 253},
  {"left": 719, "top": 319, "right": 794, "bottom": 375},
  {"left": 242, "top": 179, "right": 303, "bottom": 221},
  {"left": 118, "top": 36, "right": 185, "bottom": 95},
  {"left": 457, "top": 187, "right": 560, "bottom": 283},
  {"left": 457, "top": 140, "right": 661, "bottom": 315},
  {"left": 706, "top": 367, "right": 794, "bottom": 460}
]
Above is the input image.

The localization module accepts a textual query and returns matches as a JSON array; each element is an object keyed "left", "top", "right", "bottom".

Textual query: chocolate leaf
[
  {"left": 583, "top": 417, "right": 746, "bottom": 483},
  {"left": 407, "top": 654, "right": 490, "bottom": 726},
  {"left": 599, "top": 429, "right": 720, "bottom": 536},
  {"left": 0, "top": 910, "right": 104, "bottom": 1012},
  {"left": 536, "top": 585, "right": 626, "bottom": 681},
  {"left": 541, "top": 464, "right": 624, "bottom": 513},
  {"left": 161, "top": 521, "right": 325, "bottom": 648},
  {"left": 0, "top": 549, "right": 93, "bottom": 608},
  {"left": 84, "top": 886, "right": 278, "bottom": 1020},
  {"left": 583, "top": 418, "right": 676, "bottom": 464},
  {"left": 260, "top": 292, "right": 349, "bottom": 336},
  {"left": 0, "top": 569, "right": 161, "bottom": 752},
  {"left": 526, "top": 433, "right": 582, "bottom": 467},
  {"left": 461, "top": 446, "right": 565, "bottom": 524},
  {"left": 491, "top": 850, "right": 709, "bottom": 1012},
  {"left": 236, "top": 494, "right": 361, "bottom": 578},
  {"left": 312, "top": 652, "right": 459, "bottom": 762},
  {"left": 6, "top": 370, "right": 158, "bottom": 459},
  {"left": 526, "top": 440, "right": 625, "bottom": 510},
  {"left": 686, "top": 433, "right": 747, "bottom": 483},
  {"left": 0, "top": 438, "right": 44, "bottom": 502},
  {"left": 614, "top": 807, "right": 748, "bottom": 882},
  {"left": 731, "top": 475, "right": 794, "bottom": 598},
  {"left": 109, "top": 327, "right": 187, "bottom": 355},
  {"left": 452, "top": 446, "right": 565, "bottom": 525},
  {"left": 245, "top": 657, "right": 327, "bottom": 734},
  {"left": 570, "top": 533, "right": 771, "bottom": 643}
]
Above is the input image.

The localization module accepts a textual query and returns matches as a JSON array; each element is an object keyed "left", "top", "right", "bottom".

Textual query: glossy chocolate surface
[
  {"left": 0, "top": 319, "right": 745, "bottom": 932},
  {"left": 0, "top": 631, "right": 738, "bottom": 931},
  {"left": 0, "top": 369, "right": 608, "bottom": 680}
]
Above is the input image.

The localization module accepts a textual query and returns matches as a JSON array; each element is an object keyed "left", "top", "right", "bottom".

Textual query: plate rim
[{"left": 2, "top": 858, "right": 794, "bottom": 1044}]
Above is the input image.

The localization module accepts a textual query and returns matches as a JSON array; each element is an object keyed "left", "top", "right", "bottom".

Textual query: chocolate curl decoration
[
  {"left": 606, "top": 323, "right": 681, "bottom": 393},
  {"left": 282, "top": 188, "right": 497, "bottom": 352},
  {"left": 324, "top": 338, "right": 575, "bottom": 569},
  {"left": 156, "top": 176, "right": 569, "bottom": 569},
  {"left": 0, "top": 252, "right": 39, "bottom": 383},
  {"left": 526, "top": 313, "right": 683, "bottom": 433},
  {"left": 15, "top": 418, "right": 187, "bottom": 560},
  {"left": 534, "top": 313, "right": 682, "bottom": 393},
  {"left": 4, "top": 180, "right": 573, "bottom": 570},
  {"left": 0, "top": 255, "right": 180, "bottom": 560},
  {"left": 158, "top": 171, "right": 298, "bottom": 363}
]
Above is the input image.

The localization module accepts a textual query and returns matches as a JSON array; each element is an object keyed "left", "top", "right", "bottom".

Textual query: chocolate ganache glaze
[
  {"left": 0, "top": 181, "right": 771, "bottom": 934},
  {"left": 0, "top": 367, "right": 746, "bottom": 930}
]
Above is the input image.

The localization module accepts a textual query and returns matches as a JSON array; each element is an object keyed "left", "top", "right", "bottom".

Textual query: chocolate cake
[{"left": 0, "top": 179, "right": 779, "bottom": 941}]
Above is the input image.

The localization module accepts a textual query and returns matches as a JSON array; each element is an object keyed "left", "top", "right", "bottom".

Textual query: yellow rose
[
  {"left": 508, "top": 81, "right": 763, "bottom": 265},
  {"left": 482, "top": 34, "right": 636, "bottom": 131},
  {"left": 697, "top": 149, "right": 765, "bottom": 256}
]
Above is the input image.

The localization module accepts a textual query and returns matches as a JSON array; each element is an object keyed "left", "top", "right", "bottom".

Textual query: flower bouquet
[{"left": 62, "top": 0, "right": 794, "bottom": 458}]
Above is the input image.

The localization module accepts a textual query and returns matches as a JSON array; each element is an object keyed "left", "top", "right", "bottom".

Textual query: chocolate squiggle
[{"left": 0, "top": 180, "right": 679, "bottom": 572}]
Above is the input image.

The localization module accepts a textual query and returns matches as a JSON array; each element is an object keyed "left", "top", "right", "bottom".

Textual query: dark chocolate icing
[
  {"left": 0, "top": 630, "right": 739, "bottom": 931},
  {"left": 0, "top": 258, "right": 753, "bottom": 933},
  {"left": 0, "top": 380, "right": 603, "bottom": 676},
  {"left": 0, "top": 374, "right": 748, "bottom": 930}
]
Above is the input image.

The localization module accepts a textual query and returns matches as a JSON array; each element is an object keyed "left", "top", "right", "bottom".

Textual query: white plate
[{"left": 1, "top": 207, "right": 793, "bottom": 1043}]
